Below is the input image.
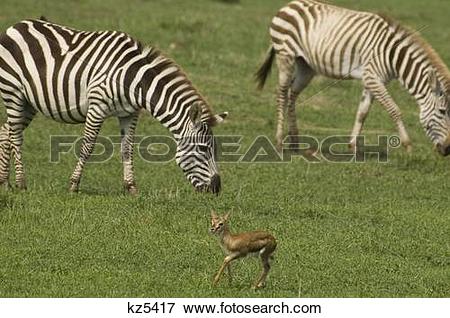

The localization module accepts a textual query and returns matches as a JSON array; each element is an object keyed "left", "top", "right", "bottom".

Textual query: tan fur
[{"left": 210, "top": 211, "right": 277, "bottom": 289}]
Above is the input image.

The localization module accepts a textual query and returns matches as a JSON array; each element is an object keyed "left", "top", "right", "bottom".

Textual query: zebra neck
[
  {"left": 133, "top": 72, "right": 203, "bottom": 140},
  {"left": 142, "top": 93, "right": 206, "bottom": 140},
  {"left": 395, "top": 45, "right": 433, "bottom": 106}
]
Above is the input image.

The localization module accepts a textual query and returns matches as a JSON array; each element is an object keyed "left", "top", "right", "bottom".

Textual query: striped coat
[
  {"left": 0, "top": 18, "right": 227, "bottom": 193},
  {"left": 256, "top": 0, "right": 450, "bottom": 155}
]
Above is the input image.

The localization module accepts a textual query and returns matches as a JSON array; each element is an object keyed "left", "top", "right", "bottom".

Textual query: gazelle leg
[
  {"left": 213, "top": 252, "right": 240, "bottom": 286},
  {"left": 275, "top": 54, "right": 295, "bottom": 151},
  {"left": 254, "top": 253, "right": 272, "bottom": 289},
  {"left": 363, "top": 72, "right": 412, "bottom": 152},
  {"left": 227, "top": 263, "right": 233, "bottom": 284},
  {"left": 118, "top": 114, "right": 139, "bottom": 195},
  {"left": 69, "top": 106, "right": 107, "bottom": 192},
  {"left": 287, "top": 58, "right": 315, "bottom": 150},
  {"left": 349, "top": 89, "right": 374, "bottom": 151}
]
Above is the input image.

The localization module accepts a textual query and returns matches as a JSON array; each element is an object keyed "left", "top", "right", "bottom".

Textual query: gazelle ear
[
  {"left": 223, "top": 212, "right": 231, "bottom": 221},
  {"left": 189, "top": 102, "right": 202, "bottom": 124},
  {"left": 429, "top": 68, "right": 443, "bottom": 95},
  {"left": 211, "top": 210, "right": 219, "bottom": 220},
  {"left": 209, "top": 112, "right": 229, "bottom": 126}
]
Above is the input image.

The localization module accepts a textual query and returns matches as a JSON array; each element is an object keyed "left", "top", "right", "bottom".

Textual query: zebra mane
[
  {"left": 139, "top": 44, "right": 215, "bottom": 121},
  {"left": 379, "top": 14, "right": 450, "bottom": 93}
]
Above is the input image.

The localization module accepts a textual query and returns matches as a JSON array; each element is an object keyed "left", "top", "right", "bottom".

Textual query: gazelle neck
[{"left": 219, "top": 226, "right": 232, "bottom": 245}]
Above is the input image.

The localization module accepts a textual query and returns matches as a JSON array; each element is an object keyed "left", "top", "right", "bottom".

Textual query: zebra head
[
  {"left": 175, "top": 102, "right": 228, "bottom": 194},
  {"left": 421, "top": 69, "right": 450, "bottom": 156}
]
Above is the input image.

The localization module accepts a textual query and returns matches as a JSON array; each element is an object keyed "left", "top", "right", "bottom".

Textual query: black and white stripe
[
  {"left": 256, "top": 0, "right": 450, "bottom": 155},
  {"left": 0, "top": 18, "right": 228, "bottom": 193}
]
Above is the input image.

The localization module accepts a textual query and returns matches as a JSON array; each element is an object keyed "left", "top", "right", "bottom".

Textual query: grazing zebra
[
  {"left": 0, "top": 18, "right": 228, "bottom": 194},
  {"left": 256, "top": 0, "right": 450, "bottom": 155}
]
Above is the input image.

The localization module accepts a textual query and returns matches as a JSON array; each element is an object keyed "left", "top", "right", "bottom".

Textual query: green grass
[{"left": 1, "top": 0, "right": 450, "bottom": 297}]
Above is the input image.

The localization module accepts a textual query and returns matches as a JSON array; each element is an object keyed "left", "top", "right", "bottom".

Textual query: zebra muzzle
[
  {"left": 210, "top": 174, "right": 221, "bottom": 195},
  {"left": 437, "top": 144, "right": 450, "bottom": 156}
]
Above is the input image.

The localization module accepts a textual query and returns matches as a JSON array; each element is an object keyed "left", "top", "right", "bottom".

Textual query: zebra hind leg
[
  {"left": 286, "top": 57, "right": 315, "bottom": 151},
  {"left": 6, "top": 104, "right": 36, "bottom": 190},
  {"left": 275, "top": 54, "right": 295, "bottom": 151},
  {"left": 0, "top": 123, "right": 11, "bottom": 189}
]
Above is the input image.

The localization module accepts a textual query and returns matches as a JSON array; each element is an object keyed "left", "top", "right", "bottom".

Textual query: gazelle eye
[{"left": 218, "top": 223, "right": 223, "bottom": 227}]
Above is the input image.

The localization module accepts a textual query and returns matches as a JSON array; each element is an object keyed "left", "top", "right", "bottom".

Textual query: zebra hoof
[
  {"left": 127, "top": 186, "right": 138, "bottom": 196},
  {"left": 69, "top": 183, "right": 79, "bottom": 193},
  {"left": 0, "top": 181, "right": 11, "bottom": 190},
  {"left": 405, "top": 144, "right": 413, "bottom": 154},
  {"left": 124, "top": 182, "right": 138, "bottom": 196},
  {"left": 16, "top": 181, "right": 27, "bottom": 191}
]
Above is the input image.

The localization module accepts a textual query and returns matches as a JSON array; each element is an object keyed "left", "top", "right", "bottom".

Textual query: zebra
[
  {"left": 0, "top": 18, "right": 228, "bottom": 194},
  {"left": 256, "top": 0, "right": 450, "bottom": 155}
]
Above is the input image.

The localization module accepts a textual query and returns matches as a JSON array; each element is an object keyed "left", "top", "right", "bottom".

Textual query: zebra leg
[
  {"left": 364, "top": 76, "right": 412, "bottom": 152},
  {"left": 349, "top": 89, "right": 374, "bottom": 151},
  {"left": 118, "top": 114, "right": 139, "bottom": 195},
  {"left": 275, "top": 54, "right": 295, "bottom": 151},
  {"left": 69, "top": 109, "right": 106, "bottom": 192},
  {"left": 6, "top": 105, "right": 36, "bottom": 190},
  {"left": 287, "top": 58, "right": 315, "bottom": 150},
  {"left": 0, "top": 123, "right": 11, "bottom": 189}
]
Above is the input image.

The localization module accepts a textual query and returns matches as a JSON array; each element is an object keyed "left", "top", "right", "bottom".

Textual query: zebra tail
[{"left": 255, "top": 45, "right": 275, "bottom": 90}]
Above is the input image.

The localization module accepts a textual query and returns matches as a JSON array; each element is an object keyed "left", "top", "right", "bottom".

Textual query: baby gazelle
[{"left": 210, "top": 211, "right": 277, "bottom": 289}]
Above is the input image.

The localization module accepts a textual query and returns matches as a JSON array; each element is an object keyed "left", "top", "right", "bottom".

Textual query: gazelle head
[
  {"left": 421, "top": 69, "right": 450, "bottom": 156},
  {"left": 210, "top": 210, "right": 230, "bottom": 236},
  {"left": 175, "top": 102, "right": 228, "bottom": 194}
]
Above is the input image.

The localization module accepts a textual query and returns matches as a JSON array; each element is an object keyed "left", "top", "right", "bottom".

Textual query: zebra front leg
[
  {"left": 349, "top": 89, "right": 374, "bottom": 151},
  {"left": 118, "top": 114, "right": 139, "bottom": 195},
  {"left": 364, "top": 76, "right": 412, "bottom": 152},
  {"left": 0, "top": 123, "right": 11, "bottom": 189},
  {"left": 275, "top": 54, "right": 295, "bottom": 151},
  {"left": 69, "top": 110, "right": 106, "bottom": 192}
]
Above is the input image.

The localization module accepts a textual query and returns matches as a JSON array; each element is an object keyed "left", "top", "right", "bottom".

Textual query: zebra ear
[
  {"left": 189, "top": 102, "right": 202, "bottom": 124},
  {"left": 209, "top": 112, "right": 228, "bottom": 126},
  {"left": 429, "top": 69, "right": 442, "bottom": 95}
]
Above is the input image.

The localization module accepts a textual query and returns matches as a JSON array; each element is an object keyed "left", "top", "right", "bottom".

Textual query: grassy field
[{"left": 1, "top": 0, "right": 450, "bottom": 297}]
